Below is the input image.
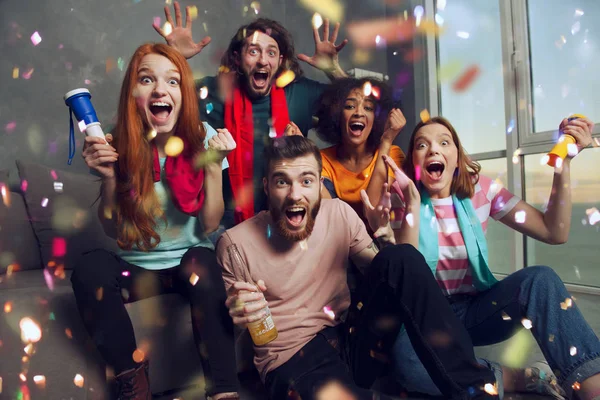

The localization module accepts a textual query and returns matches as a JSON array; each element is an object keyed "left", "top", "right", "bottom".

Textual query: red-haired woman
[
  {"left": 385, "top": 116, "right": 598, "bottom": 400},
  {"left": 70, "top": 43, "right": 239, "bottom": 400}
]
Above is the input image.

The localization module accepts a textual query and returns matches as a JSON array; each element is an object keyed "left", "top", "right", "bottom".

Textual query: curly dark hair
[
  {"left": 220, "top": 18, "right": 304, "bottom": 79},
  {"left": 315, "top": 77, "right": 395, "bottom": 152}
]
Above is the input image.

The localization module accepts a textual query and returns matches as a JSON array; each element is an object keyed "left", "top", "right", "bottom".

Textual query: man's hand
[
  {"left": 225, "top": 281, "right": 269, "bottom": 328},
  {"left": 361, "top": 184, "right": 395, "bottom": 245},
  {"left": 298, "top": 18, "right": 348, "bottom": 78},
  {"left": 381, "top": 108, "right": 406, "bottom": 145},
  {"left": 153, "top": 1, "right": 211, "bottom": 59},
  {"left": 284, "top": 121, "right": 303, "bottom": 137}
]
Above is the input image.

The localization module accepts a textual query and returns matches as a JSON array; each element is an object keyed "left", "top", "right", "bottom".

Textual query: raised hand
[
  {"left": 284, "top": 121, "right": 303, "bottom": 137},
  {"left": 225, "top": 280, "right": 269, "bottom": 328},
  {"left": 361, "top": 183, "right": 394, "bottom": 243},
  {"left": 208, "top": 128, "right": 236, "bottom": 163},
  {"left": 82, "top": 134, "right": 117, "bottom": 179},
  {"left": 297, "top": 18, "right": 348, "bottom": 75},
  {"left": 381, "top": 108, "right": 406, "bottom": 144},
  {"left": 383, "top": 155, "right": 420, "bottom": 207},
  {"left": 153, "top": 1, "right": 211, "bottom": 59},
  {"left": 560, "top": 117, "right": 594, "bottom": 156}
]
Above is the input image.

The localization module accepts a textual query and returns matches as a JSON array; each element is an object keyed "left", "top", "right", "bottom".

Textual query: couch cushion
[
  {"left": 16, "top": 161, "right": 118, "bottom": 270},
  {"left": 0, "top": 170, "right": 42, "bottom": 273}
]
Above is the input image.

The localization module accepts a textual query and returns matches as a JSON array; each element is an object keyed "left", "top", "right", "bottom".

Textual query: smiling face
[
  {"left": 133, "top": 54, "right": 182, "bottom": 135},
  {"left": 238, "top": 31, "right": 283, "bottom": 98},
  {"left": 264, "top": 154, "right": 323, "bottom": 242},
  {"left": 412, "top": 123, "right": 459, "bottom": 199},
  {"left": 340, "top": 88, "right": 376, "bottom": 148}
]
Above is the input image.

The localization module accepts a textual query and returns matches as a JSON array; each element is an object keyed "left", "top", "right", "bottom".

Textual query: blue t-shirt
[{"left": 119, "top": 122, "right": 227, "bottom": 270}]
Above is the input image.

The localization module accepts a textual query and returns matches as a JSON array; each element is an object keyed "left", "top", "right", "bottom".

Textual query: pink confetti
[
  {"left": 323, "top": 306, "right": 335, "bottom": 320},
  {"left": 30, "top": 31, "right": 42, "bottom": 46},
  {"left": 58, "top": 44, "right": 64, "bottom": 49},
  {"left": 122, "top": 271, "right": 130, "bottom": 277},
  {"left": 50, "top": 170, "right": 58, "bottom": 180},
  {"left": 84, "top": 79, "right": 91, "bottom": 85},
  {"left": 415, "top": 165, "right": 421, "bottom": 181},
  {"left": 41, "top": 197, "right": 49, "bottom": 207},
  {"left": 20, "top": 180, "right": 28, "bottom": 192},
  {"left": 22, "top": 68, "right": 34, "bottom": 80},
  {"left": 153, "top": 17, "right": 161, "bottom": 27},
  {"left": 5, "top": 121, "right": 16, "bottom": 133},
  {"left": 52, "top": 237, "right": 67, "bottom": 258},
  {"left": 43, "top": 269, "right": 55, "bottom": 291}
]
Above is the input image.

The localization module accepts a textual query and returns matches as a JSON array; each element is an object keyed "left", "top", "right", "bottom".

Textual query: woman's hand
[
  {"left": 207, "top": 129, "right": 236, "bottom": 163},
  {"left": 381, "top": 108, "right": 406, "bottom": 145},
  {"left": 82, "top": 133, "right": 117, "bottom": 179},
  {"left": 560, "top": 117, "right": 594, "bottom": 157},
  {"left": 361, "top": 183, "right": 394, "bottom": 244},
  {"left": 284, "top": 121, "right": 303, "bottom": 137},
  {"left": 383, "top": 155, "right": 420, "bottom": 207}
]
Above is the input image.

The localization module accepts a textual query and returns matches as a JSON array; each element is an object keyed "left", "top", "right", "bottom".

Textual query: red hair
[
  {"left": 403, "top": 116, "right": 481, "bottom": 199},
  {"left": 113, "top": 43, "right": 205, "bottom": 251}
]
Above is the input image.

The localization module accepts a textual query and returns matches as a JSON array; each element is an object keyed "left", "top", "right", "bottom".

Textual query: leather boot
[{"left": 114, "top": 360, "right": 151, "bottom": 400}]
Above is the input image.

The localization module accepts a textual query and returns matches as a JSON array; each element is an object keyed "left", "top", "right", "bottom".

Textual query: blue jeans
[{"left": 392, "top": 266, "right": 600, "bottom": 399}]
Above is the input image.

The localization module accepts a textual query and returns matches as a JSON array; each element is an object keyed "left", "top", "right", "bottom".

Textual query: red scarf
[
  {"left": 224, "top": 85, "right": 290, "bottom": 223},
  {"left": 152, "top": 142, "right": 206, "bottom": 215}
]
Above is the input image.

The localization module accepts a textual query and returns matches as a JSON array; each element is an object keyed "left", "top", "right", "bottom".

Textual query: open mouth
[
  {"left": 252, "top": 71, "right": 269, "bottom": 88},
  {"left": 425, "top": 161, "right": 445, "bottom": 180},
  {"left": 149, "top": 101, "right": 173, "bottom": 121},
  {"left": 285, "top": 206, "right": 306, "bottom": 227},
  {"left": 349, "top": 121, "right": 365, "bottom": 136}
]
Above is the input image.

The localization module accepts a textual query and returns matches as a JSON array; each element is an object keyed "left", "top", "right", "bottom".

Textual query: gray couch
[{"left": 0, "top": 161, "right": 261, "bottom": 399}]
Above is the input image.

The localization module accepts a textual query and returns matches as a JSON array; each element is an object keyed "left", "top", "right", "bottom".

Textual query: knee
[
  {"left": 524, "top": 265, "right": 563, "bottom": 287},
  {"left": 374, "top": 244, "right": 432, "bottom": 281},
  {"left": 71, "top": 249, "right": 117, "bottom": 291}
]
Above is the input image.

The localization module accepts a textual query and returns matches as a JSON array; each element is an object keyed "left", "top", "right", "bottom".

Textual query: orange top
[{"left": 320, "top": 145, "right": 405, "bottom": 222}]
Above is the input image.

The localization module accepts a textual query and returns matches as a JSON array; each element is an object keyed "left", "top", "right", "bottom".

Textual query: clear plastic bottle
[{"left": 228, "top": 244, "right": 278, "bottom": 346}]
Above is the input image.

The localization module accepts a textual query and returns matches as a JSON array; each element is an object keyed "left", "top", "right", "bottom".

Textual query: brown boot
[{"left": 114, "top": 360, "right": 151, "bottom": 400}]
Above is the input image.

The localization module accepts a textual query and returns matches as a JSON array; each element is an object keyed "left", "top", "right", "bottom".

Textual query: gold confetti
[
  {"left": 4, "top": 302, "right": 12, "bottom": 313},
  {"left": 251, "top": 30, "right": 259, "bottom": 45},
  {"left": 356, "top": 302, "right": 363, "bottom": 310},
  {"left": 74, "top": 374, "right": 84, "bottom": 388},
  {"left": 189, "top": 273, "right": 199, "bottom": 286},
  {"left": 132, "top": 349, "right": 145, "bottom": 363},
  {"left": 501, "top": 312, "right": 511, "bottom": 321},
  {"left": 12, "top": 67, "right": 19, "bottom": 79},
  {"left": 147, "top": 129, "right": 157, "bottom": 141},
  {"left": 299, "top": 0, "right": 343, "bottom": 21},
  {"left": 521, "top": 318, "right": 532, "bottom": 329},
  {"left": 484, "top": 383, "right": 498, "bottom": 395},
  {"left": 250, "top": 1, "right": 260, "bottom": 14},
  {"left": 188, "top": 5, "right": 198, "bottom": 20},
  {"left": 549, "top": 334, "right": 555, "bottom": 342},
  {"left": 96, "top": 287, "right": 104, "bottom": 301},
  {"left": 1, "top": 185, "right": 10, "bottom": 207},
  {"left": 19, "top": 317, "right": 42, "bottom": 343},
  {"left": 512, "top": 148, "right": 522, "bottom": 164},
  {"left": 420, "top": 109, "right": 430, "bottom": 123},
  {"left": 65, "top": 328, "right": 73, "bottom": 339},
  {"left": 573, "top": 381, "right": 581, "bottom": 390},
  {"left": 24, "top": 343, "right": 34, "bottom": 355},
  {"left": 162, "top": 22, "right": 173, "bottom": 36},
  {"left": 165, "top": 136, "right": 184, "bottom": 157},
  {"left": 311, "top": 13, "right": 323, "bottom": 29},
  {"left": 33, "top": 375, "right": 46, "bottom": 389},
  {"left": 275, "top": 70, "right": 295, "bottom": 88}
]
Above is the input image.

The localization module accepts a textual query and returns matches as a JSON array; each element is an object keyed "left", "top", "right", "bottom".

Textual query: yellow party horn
[{"left": 546, "top": 113, "right": 586, "bottom": 167}]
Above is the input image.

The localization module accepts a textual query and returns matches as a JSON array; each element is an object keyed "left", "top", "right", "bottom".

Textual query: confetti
[
  {"left": 12, "top": 67, "right": 19, "bottom": 79},
  {"left": 65, "top": 328, "right": 73, "bottom": 339},
  {"left": 501, "top": 312, "right": 511, "bottom": 321},
  {"left": 4, "top": 302, "right": 12, "bottom": 313},
  {"left": 414, "top": 165, "right": 421, "bottom": 181},
  {"left": 484, "top": 383, "right": 498, "bottom": 396},
  {"left": 567, "top": 143, "right": 579, "bottom": 157},
  {"left": 117, "top": 57, "right": 125, "bottom": 71},
  {"left": 452, "top": 65, "right": 480, "bottom": 92},
  {"left": 571, "top": 21, "right": 581, "bottom": 36},
  {"left": 153, "top": 16, "right": 161, "bottom": 27},
  {"left": 437, "top": 0, "right": 447, "bottom": 10},
  {"left": 299, "top": 0, "right": 343, "bottom": 21},
  {"left": 250, "top": 1, "right": 260, "bottom": 14},
  {"left": 188, "top": 5, "right": 198, "bottom": 20},
  {"left": 512, "top": 148, "right": 522, "bottom": 164},
  {"left": 347, "top": 18, "right": 415, "bottom": 48},
  {"left": 420, "top": 109, "right": 430, "bottom": 123},
  {"left": 147, "top": 129, "right": 157, "bottom": 141},
  {"left": 162, "top": 22, "right": 173, "bottom": 36},
  {"left": 521, "top": 318, "right": 532, "bottom": 329},
  {"left": 300, "top": 240, "right": 308, "bottom": 250},
  {"left": 570, "top": 346, "right": 577, "bottom": 356},
  {"left": 30, "top": 31, "right": 42, "bottom": 46},
  {"left": 19, "top": 317, "right": 42, "bottom": 343},
  {"left": 53, "top": 182, "right": 64, "bottom": 193},
  {"left": 1, "top": 185, "right": 10, "bottom": 207},
  {"left": 586, "top": 208, "right": 600, "bottom": 226},
  {"left": 574, "top": 9, "right": 584, "bottom": 17},
  {"left": 363, "top": 81, "right": 372, "bottom": 96},
  {"left": 549, "top": 334, "right": 555, "bottom": 342},
  {"left": 20, "top": 373, "right": 26, "bottom": 382},
  {"left": 514, "top": 210, "right": 526, "bottom": 224},
  {"left": 43, "top": 269, "right": 54, "bottom": 291},
  {"left": 52, "top": 237, "right": 67, "bottom": 258},
  {"left": 96, "top": 287, "right": 103, "bottom": 301},
  {"left": 405, "top": 213, "right": 414, "bottom": 227},
  {"left": 456, "top": 31, "right": 470, "bottom": 39},
  {"left": 206, "top": 103, "right": 214, "bottom": 114},
  {"left": 74, "top": 374, "right": 84, "bottom": 388},
  {"left": 189, "top": 272, "right": 199, "bottom": 286},
  {"left": 572, "top": 381, "right": 581, "bottom": 390},
  {"left": 132, "top": 349, "right": 145, "bottom": 363},
  {"left": 6, "top": 121, "right": 17, "bottom": 133},
  {"left": 165, "top": 136, "right": 184, "bottom": 157},
  {"left": 276, "top": 70, "right": 295, "bottom": 88},
  {"left": 24, "top": 343, "right": 34, "bottom": 355},
  {"left": 311, "top": 13, "right": 323, "bottom": 29},
  {"left": 323, "top": 306, "right": 335, "bottom": 320},
  {"left": 438, "top": 60, "right": 462, "bottom": 83},
  {"left": 33, "top": 375, "right": 46, "bottom": 389},
  {"left": 199, "top": 86, "right": 208, "bottom": 99}
]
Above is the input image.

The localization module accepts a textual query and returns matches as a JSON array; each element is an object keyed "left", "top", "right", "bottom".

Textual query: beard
[
  {"left": 269, "top": 197, "right": 321, "bottom": 242},
  {"left": 240, "top": 67, "right": 277, "bottom": 99}
]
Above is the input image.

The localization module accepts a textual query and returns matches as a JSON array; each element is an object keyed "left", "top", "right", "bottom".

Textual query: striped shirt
[{"left": 391, "top": 175, "right": 519, "bottom": 295}]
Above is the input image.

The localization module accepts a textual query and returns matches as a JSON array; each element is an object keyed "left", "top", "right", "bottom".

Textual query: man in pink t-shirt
[{"left": 216, "top": 136, "right": 498, "bottom": 400}]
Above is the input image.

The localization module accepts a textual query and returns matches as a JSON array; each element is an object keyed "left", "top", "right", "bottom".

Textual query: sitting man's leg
[{"left": 349, "top": 244, "right": 498, "bottom": 400}]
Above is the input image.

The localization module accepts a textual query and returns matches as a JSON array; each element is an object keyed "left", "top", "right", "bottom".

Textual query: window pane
[
  {"left": 479, "top": 158, "right": 514, "bottom": 275},
  {"left": 436, "top": 0, "right": 507, "bottom": 153},
  {"left": 524, "top": 148, "right": 600, "bottom": 286},
  {"left": 528, "top": 0, "right": 600, "bottom": 133}
]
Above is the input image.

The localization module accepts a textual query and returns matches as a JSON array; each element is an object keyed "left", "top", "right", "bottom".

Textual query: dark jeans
[
  {"left": 70, "top": 247, "right": 238, "bottom": 396},
  {"left": 264, "top": 244, "right": 497, "bottom": 400}
]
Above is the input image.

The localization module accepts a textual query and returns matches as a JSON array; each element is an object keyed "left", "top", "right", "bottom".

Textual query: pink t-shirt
[
  {"left": 216, "top": 199, "right": 373, "bottom": 381},
  {"left": 391, "top": 175, "right": 519, "bottom": 295}
]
